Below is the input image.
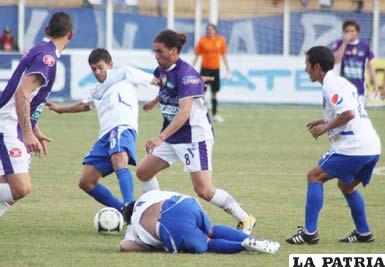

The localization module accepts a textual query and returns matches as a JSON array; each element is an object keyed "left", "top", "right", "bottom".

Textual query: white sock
[
  {"left": 139, "top": 176, "right": 160, "bottom": 192},
  {"left": 0, "top": 202, "right": 11, "bottom": 217},
  {"left": 0, "top": 183, "right": 14, "bottom": 202},
  {"left": 209, "top": 188, "right": 249, "bottom": 222}
]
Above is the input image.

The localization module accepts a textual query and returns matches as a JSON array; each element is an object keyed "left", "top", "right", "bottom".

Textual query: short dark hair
[
  {"left": 306, "top": 46, "right": 335, "bottom": 72},
  {"left": 206, "top": 23, "right": 217, "bottom": 31},
  {"left": 343, "top": 20, "right": 360, "bottom": 33},
  {"left": 122, "top": 201, "right": 136, "bottom": 224},
  {"left": 154, "top": 30, "right": 187, "bottom": 53},
  {"left": 88, "top": 48, "right": 112, "bottom": 65},
  {"left": 46, "top": 12, "right": 73, "bottom": 38}
]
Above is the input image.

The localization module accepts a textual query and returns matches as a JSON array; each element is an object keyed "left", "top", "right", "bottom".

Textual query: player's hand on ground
[
  {"left": 24, "top": 132, "right": 44, "bottom": 157},
  {"left": 145, "top": 137, "right": 163, "bottom": 154},
  {"left": 309, "top": 124, "right": 328, "bottom": 139},
  {"left": 143, "top": 99, "right": 158, "bottom": 112}
]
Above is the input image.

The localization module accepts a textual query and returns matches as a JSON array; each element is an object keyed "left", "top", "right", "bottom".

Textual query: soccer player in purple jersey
[
  {"left": 331, "top": 20, "right": 378, "bottom": 105},
  {"left": 136, "top": 30, "right": 256, "bottom": 235},
  {"left": 0, "top": 12, "right": 73, "bottom": 217}
]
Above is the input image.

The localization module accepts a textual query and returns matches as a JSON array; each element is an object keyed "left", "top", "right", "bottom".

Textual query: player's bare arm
[
  {"left": 306, "top": 119, "right": 325, "bottom": 130},
  {"left": 46, "top": 101, "right": 91, "bottom": 114},
  {"left": 145, "top": 97, "right": 193, "bottom": 153},
  {"left": 151, "top": 77, "right": 160, "bottom": 86},
  {"left": 143, "top": 96, "right": 159, "bottom": 112},
  {"left": 309, "top": 110, "right": 355, "bottom": 139},
  {"left": 333, "top": 33, "right": 353, "bottom": 64},
  {"left": 119, "top": 240, "right": 147, "bottom": 252},
  {"left": 15, "top": 73, "right": 44, "bottom": 155},
  {"left": 367, "top": 60, "right": 378, "bottom": 92},
  {"left": 33, "top": 123, "right": 52, "bottom": 155}
]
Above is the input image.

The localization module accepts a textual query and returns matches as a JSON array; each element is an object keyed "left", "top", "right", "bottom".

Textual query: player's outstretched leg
[
  {"left": 191, "top": 171, "right": 256, "bottom": 235},
  {"left": 207, "top": 224, "right": 280, "bottom": 254},
  {"left": 209, "top": 188, "right": 256, "bottom": 234}
]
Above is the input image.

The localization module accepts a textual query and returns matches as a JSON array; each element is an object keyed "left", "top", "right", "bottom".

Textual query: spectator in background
[
  {"left": 353, "top": 0, "right": 364, "bottom": 13},
  {"left": 0, "top": 26, "right": 19, "bottom": 52},
  {"left": 193, "top": 23, "right": 231, "bottom": 123},
  {"left": 331, "top": 20, "right": 377, "bottom": 106}
]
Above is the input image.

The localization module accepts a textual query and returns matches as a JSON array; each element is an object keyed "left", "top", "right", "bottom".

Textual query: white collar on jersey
[
  {"left": 165, "top": 63, "right": 176, "bottom": 72},
  {"left": 348, "top": 39, "right": 359, "bottom": 45},
  {"left": 323, "top": 70, "right": 335, "bottom": 84},
  {"left": 43, "top": 37, "right": 61, "bottom": 58}
]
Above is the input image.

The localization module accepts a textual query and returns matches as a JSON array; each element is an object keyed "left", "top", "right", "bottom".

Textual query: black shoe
[
  {"left": 286, "top": 226, "right": 320, "bottom": 245},
  {"left": 339, "top": 230, "right": 374, "bottom": 243}
]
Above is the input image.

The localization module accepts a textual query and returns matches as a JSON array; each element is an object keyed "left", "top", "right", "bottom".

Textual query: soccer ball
[{"left": 94, "top": 207, "right": 124, "bottom": 234}]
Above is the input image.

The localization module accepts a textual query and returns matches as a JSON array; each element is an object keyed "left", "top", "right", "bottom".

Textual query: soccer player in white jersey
[
  {"left": 0, "top": 12, "right": 73, "bottom": 218},
  {"left": 287, "top": 46, "right": 381, "bottom": 244},
  {"left": 46, "top": 48, "right": 156, "bottom": 212},
  {"left": 119, "top": 190, "right": 280, "bottom": 254}
]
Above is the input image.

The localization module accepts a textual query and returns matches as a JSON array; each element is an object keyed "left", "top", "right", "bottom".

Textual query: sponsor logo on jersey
[
  {"left": 166, "top": 81, "right": 175, "bottom": 89},
  {"left": 9, "top": 148, "right": 22, "bottom": 157},
  {"left": 43, "top": 55, "right": 56, "bottom": 67},
  {"left": 182, "top": 75, "right": 200, "bottom": 85},
  {"left": 358, "top": 50, "right": 365, "bottom": 57},
  {"left": 331, "top": 94, "right": 343, "bottom": 105}
]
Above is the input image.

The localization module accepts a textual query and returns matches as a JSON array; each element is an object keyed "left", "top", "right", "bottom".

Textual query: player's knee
[
  {"left": 136, "top": 166, "right": 150, "bottom": 181},
  {"left": 307, "top": 170, "right": 318, "bottom": 182},
  {"left": 195, "top": 187, "right": 214, "bottom": 201},
  {"left": 12, "top": 184, "right": 31, "bottom": 200},
  {"left": 78, "top": 177, "right": 96, "bottom": 192},
  {"left": 111, "top": 153, "right": 128, "bottom": 171},
  {"left": 337, "top": 181, "right": 355, "bottom": 194}
]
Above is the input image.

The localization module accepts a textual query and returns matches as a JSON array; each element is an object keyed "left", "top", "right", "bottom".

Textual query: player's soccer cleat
[
  {"left": 241, "top": 236, "right": 280, "bottom": 254},
  {"left": 286, "top": 226, "right": 320, "bottom": 245},
  {"left": 213, "top": 114, "right": 224, "bottom": 122},
  {"left": 339, "top": 230, "right": 374, "bottom": 243},
  {"left": 236, "top": 215, "right": 256, "bottom": 235}
]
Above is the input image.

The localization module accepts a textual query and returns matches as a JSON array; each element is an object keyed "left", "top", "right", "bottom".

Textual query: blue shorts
[
  {"left": 159, "top": 196, "right": 212, "bottom": 254},
  {"left": 83, "top": 126, "right": 137, "bottom": 177},
  {"left": 318, "top": 150, "right": 380, "bottom": 186}
]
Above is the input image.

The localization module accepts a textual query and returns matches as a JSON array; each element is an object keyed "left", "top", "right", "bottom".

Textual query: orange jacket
[{"left": 195, "top": 35, "right": 227, "bottom": 70}]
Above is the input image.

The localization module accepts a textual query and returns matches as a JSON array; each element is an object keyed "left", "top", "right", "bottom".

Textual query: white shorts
[
  {"left": 0, "top": 134, "right": 30, "bottom": 175},
  {"left": 152, "top": 139, "right": 214, "bottom": 172}
]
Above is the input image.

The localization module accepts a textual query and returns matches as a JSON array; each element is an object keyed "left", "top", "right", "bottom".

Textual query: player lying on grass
[
  {"left": 46, "top": 48, "right": 157, "bottom": 212},
  {"left": 120, "top": 190, "right": 280, "bottom": 254}
]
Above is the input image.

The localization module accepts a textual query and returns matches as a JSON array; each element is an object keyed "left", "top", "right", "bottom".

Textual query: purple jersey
[
  {"left": 331, "top": 40, "right": 374, "bottom": 95},
  {"left": 154, "top": 59, "right": 213, "bottom": 144},
  {"left": 0, "top": 38, "right": 59, "bottom": 139}
]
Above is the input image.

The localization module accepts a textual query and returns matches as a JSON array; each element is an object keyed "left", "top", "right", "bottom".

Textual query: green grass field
[{"left": 1, "top": 106, "right": 384, "bottom": 267}]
